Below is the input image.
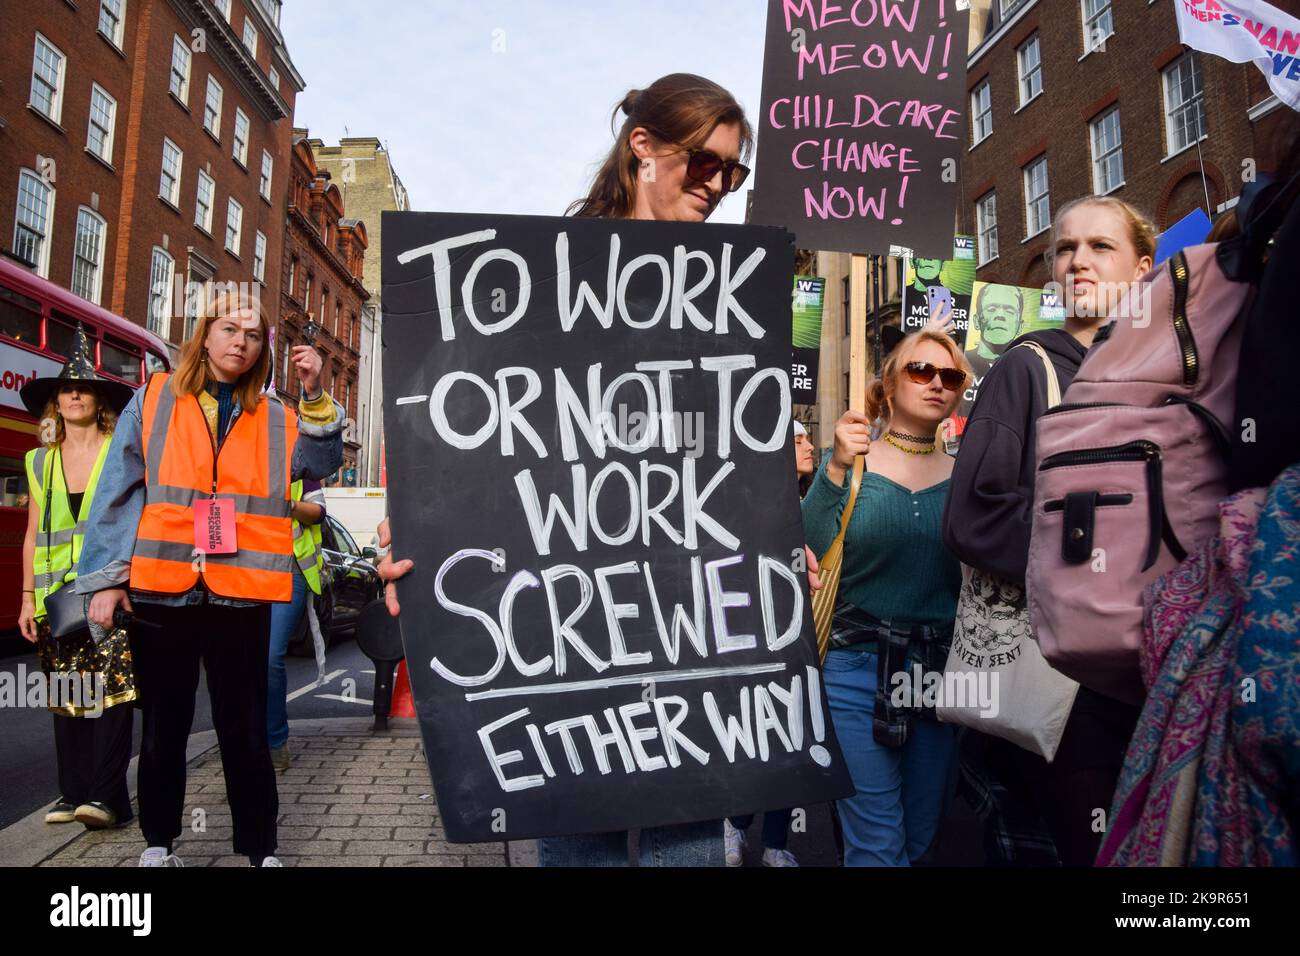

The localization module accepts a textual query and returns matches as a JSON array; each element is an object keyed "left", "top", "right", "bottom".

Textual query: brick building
[
  {"left": 309, "top": 136, "right": 410, "bottom": 487},
  {"left": 1, "top": 0, "right": 303, "bottom": 358},
  {"left": 959, "top": 0, "right": 1297, "bottom": 289},
  {"left": 277, "top": 131, "right": 368, "bottom": 483}
]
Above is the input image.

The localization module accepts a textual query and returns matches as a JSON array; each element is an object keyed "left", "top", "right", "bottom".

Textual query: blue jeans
[
  {"left": 822, "top": 647, "right": 956, "bottom": 867},
  {"left": 538, "top": 820, "right": 723, "bottom": 867},
  {"left": 266, "top": 571, "right": 309, "bottom": 749}
]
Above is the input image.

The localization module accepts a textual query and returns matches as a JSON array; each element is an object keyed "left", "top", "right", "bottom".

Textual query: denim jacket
[{"left": 75, "top": 381, "right": 344, "bottom": 607}]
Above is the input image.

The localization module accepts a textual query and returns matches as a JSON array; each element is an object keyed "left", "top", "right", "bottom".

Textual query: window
[
  {"left": 101, "top": 336, "right": 142, "bottom": 383},
  {"left": 233, "top": 109, "right": 249, "bottom": 166},
  {"left": 243, "top": 20, "right": 258, "bottom": 57},
  {"left": 30, "top": 34, "right": 66, "bottom": 123},
  {"left": 14, "top": 170, "right": 54, "bottom": 277},
  {"left": 303, "top": 274, "right": 312, "bottom": 309},
  {"left": 254, "top": 231, "right": 267, "bottom": 282},
  {"left": 1090, "top": 106, "right": 1124, "bottom": 194},
  {"left": 288, "top": 258, "right": 296, "bottom": 296},
  {"left": 260, "top": 150, "right": 274, "bottom": 201},
  {"left": 282, "top": 337, "right": 292, "bottom": 388},
  {"left": 327, "top": 516, "right": 360, "bottom": 557},
  {"left": 169, "top": 35, "right": 191, "bottom": 102},
  {"left": 335, "top": 300, "right": 342, "bottom": 338},
  {"left": 71, "top": 208, "right": 107, "bottom": 305},
  {"left": 1082, "top": 0, "right": 1113, "bottom": 54},
  {"left": 148, "top": 247, "right": 175, "bottom": 338},
  {"left": 87, "top": 84, "right": 117, "bottom": 162},
  {"left": 203, "top": 76, "right": 223, "bottom": 137},
  {"left": 48, "top": 312, "right": 89, "bottom": 359},
  {"left": 1164, "top": 52, "right": 1207, "bottom": 156},
  {"left": 195, "top": 170, "right": 214, "bottom": 232},
  {"left": 0, "top": 285, "right": 43, "bottom": 344},
  {"left": 214, "top": 0, "right": 231, "bottom": 20},
  {"left": 1000, "top": 0, "right": 1024, "bottom": 15},
  {"left": 1017, "top": 35, "right": 1042, "bottom": 106},
  {"left": 268, "top": 66, "right": 279, "bottom": 91},
  {"left": 1023, "top": 157, "right": 1050, "bottom": 239},
  {"left": 971, "top": 81, "right": 992, "bottom": 145},
  {"left": 225, "top": 198, "right": 243, "bottom": 255},
  {"left": 98, "top": 0, "right": 126, "bottom": 48},
  {"left": 160, "top": 138, "right": 183, "bottom": 205},
  {"left": 977, "top": 192, "right": 998, "bottom": 266},
  {"left": 183, "top": 255, "right": 213, "bottom": 340}
]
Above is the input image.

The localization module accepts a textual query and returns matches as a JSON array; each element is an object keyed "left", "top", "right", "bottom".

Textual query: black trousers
[
  {"left": 52, "top": 704, "right": 134, "bottom": 820},
  {"left": 131, "top": 600, "right": 277, "bottom": 857}
]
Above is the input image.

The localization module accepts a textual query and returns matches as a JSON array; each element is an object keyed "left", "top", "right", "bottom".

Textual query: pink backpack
[{"left": 1026, "top": 243, "right": 1252, "bottom": 704}]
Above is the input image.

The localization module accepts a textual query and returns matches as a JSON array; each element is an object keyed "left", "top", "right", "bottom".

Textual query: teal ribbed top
[{"left": 801, "top": 458, "right": 961, "bottom": 629}]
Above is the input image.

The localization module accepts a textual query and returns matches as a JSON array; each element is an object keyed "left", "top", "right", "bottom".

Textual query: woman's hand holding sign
[
  {"left": 828, "top": 410, "right": 872, "bottom": 488},
  {"left": 376, "top": 518, "right": 414, "bottom": 617},
  {"left": 293, "top": 345, "right": 323, "bottom": 396}
]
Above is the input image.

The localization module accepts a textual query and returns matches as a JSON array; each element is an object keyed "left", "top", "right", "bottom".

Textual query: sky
[{"left": 280, "top": 0, "right": 767, "bottom": 224}]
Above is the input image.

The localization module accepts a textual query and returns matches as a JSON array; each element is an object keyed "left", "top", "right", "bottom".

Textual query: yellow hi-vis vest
[
  {"left": 25, "top": 438, "right": 112, "bottom": 619},
  {"left": 292, "top": 479, "right": 325, "bottom": 596}
]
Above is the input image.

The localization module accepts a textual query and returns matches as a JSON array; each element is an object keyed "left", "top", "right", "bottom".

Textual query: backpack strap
[{"left": 1013, "top": 341, "right": 1062, "bottom": 409}]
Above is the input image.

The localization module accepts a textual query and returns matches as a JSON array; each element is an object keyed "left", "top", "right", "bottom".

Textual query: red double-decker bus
[{"left": 0, "top": 256, "right": 171, "bottom": 633}]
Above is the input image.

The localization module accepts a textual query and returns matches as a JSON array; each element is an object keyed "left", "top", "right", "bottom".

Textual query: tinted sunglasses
[
  {"left": 905, "top": 361, "right": 965, "bottom": 391},
  {"left": 685, "top": 149, "right": 751, "bottom": 194}
]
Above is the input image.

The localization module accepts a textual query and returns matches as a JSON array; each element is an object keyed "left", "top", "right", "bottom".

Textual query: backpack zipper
[
  {"left": 1040, "top": 401, "right": 1121, "bottom": 416},
  {"left": 1170, "top": 251, "right": 1198, "bottom": 387},
  {"left": 1039, "top": 440, "right": 1171, "bottom": 570}
]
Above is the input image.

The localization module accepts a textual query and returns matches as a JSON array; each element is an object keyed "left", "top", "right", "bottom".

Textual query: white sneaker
[
  {"left": 723, "top": 819, "right": 746, "bottom": 867},
  {"left": 139, "top": 847, "right": 183, "bottom": 867},
  {"left": 762, "top": 848, "right": 799, "bottom": 867},
  {"left": 257, "top": 856, "right": 284, "bottom": 867}
]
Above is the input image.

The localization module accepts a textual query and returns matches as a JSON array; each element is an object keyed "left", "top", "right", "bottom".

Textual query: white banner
[{"left": 1175, "top": 0, "right": 1300, "bottom": 111}]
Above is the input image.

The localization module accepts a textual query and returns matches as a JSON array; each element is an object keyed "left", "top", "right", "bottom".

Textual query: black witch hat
[{"left": 19, "top": 322, "right": 136, "bottom": 417}]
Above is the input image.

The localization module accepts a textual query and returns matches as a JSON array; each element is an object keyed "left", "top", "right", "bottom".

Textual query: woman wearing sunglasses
[
  {"left": 377, "top": 73, "right": 756, "bottom": 867},
  {"left": 941, "top": 196, "right": 1156, "bottom": 866},
  {"left": 803, "top": 330, "right": 971, "bottom": 866}
]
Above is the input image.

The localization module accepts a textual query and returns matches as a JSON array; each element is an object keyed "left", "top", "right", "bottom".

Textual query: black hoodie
[{"left": 943, "top": 327, "right": 1087, "bottom": 584}]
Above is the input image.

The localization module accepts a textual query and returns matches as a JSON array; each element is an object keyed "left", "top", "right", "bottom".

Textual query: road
[{"left": 0, "top": 632, "right": 376, "bottom": 830}]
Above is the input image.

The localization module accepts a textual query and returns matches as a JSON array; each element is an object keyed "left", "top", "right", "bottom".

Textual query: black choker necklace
[{"left": 887, "top": 430, "right": 933, "bottom": 444}]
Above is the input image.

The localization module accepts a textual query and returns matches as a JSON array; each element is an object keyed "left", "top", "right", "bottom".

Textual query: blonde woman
[
  {"left": 942, "top": 196, "right": 1157, "bottom": 865},
  {"left": 803, "top": 329, "right": 972, "bottom": 866},
  {"left": 76, "top": 291, "right": 344, "bottom": 867}
]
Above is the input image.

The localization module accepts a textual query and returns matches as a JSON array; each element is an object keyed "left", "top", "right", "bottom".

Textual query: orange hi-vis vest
[{"left": 130, "top": 373, "right": 298, "bottom": 602}]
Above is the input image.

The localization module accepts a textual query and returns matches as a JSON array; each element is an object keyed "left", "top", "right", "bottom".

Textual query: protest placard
[
  {"left": 791, "top": 276, "right": 826, "bottom": 404},
  {"left": 381, "top": 212, "right": 853, "bottom": 842},
  {"left": 750, "top": 0, "right": 970, "bottom": 256}
]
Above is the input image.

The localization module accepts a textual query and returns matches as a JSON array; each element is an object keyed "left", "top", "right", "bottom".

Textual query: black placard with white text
[{"left": 381, "top": 212, "right": 852, "bottom": 843}]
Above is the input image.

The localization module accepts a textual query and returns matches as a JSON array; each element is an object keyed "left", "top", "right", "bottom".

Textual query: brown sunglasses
[
  {"left": 905, "top": 361, "right": 965, "bottom": 391},
  {"left": 684, "top": 149, "right": 751, "bottom": 194}
]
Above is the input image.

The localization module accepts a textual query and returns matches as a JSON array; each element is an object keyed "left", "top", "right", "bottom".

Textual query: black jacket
[{"left": 943, "top": 328, "right": 1087, "bottom": 584}]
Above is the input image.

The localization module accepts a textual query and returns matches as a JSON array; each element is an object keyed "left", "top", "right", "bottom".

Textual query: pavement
[
  {"left": 2, "top": 712, "right": 982, "bottom": 867},
  {"left": 5, "top": 717, "right": 531, "bottom": 868}
]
